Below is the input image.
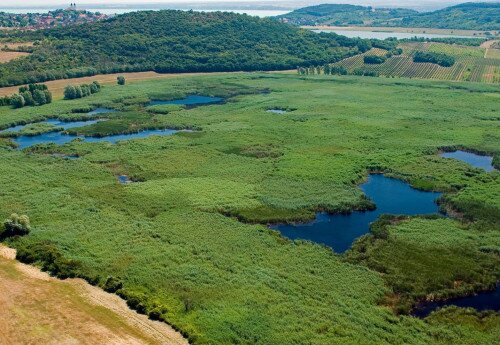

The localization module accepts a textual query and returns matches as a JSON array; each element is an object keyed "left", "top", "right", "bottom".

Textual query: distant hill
[
  {"left": 0, "top": 10, "right": 371, "bottom": 87},
  {"left": 278, "top": 2, "right": 500, "bottom": 31},
  {"left": 399, "top": 3, "right": 500, "bottom": 31},
  {"left": 277, "top": 4, "right": 417, "bottom": 26}
]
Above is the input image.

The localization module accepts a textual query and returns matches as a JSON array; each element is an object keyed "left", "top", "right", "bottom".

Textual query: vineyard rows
[{"left": 331, "top": 42, "right": 500, "bottom": 84}]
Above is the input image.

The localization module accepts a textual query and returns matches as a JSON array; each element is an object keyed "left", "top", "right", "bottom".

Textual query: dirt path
[
  {"left": 0, "top": 244, "right": 188, "bottom": 345},
  {"left": 480, "top": 40, "right": 499, "bottom": 49}
]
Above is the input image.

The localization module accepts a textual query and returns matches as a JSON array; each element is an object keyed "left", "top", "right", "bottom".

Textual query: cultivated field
[
  {"left": 0, "top": 246, "right": 187, "bottom": 345},
  {"left": 332, "top": 42, "right": 500, "bottom": 83},
  {"left": 0, "top": 73, "right": 498, "bottom": 344}
]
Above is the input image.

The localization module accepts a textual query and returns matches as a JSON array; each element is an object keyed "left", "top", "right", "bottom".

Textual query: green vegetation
[
  {"left": 7, "top": 84, "right": 52, "bottom": 109},
  {"left": 64, "top": 81, "right": 101, "bottom": 100},
  {"left": 117, "top": 76, "right": 126, "bottom": 86},
  {"left": 0, "top": 73, "right": 498, "bottom": 344},
  {"left": 413, "top": 51, "right": 456, "bottom": 67},
  {"left": 347, "top": 216, "right": 500, "bottom": 314},
  {"left": 278, "top": 2, "right": 500, "bottom": 31},
  {"left": 331, "top": 42, "right": 500, "bottom": 83},
  {"left": 0, "top": 10, "right": 371, "bottom": 87}
]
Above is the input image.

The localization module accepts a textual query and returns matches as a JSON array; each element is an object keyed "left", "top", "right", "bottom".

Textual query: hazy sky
[{"left": 1, "top": 0, "right": 494, "bottom": 7}]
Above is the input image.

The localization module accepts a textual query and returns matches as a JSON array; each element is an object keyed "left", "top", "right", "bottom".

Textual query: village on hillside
[{"left": 0, "top": 4, "right": 108, "bottom": 29}]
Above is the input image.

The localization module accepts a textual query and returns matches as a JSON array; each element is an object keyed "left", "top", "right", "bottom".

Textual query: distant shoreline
[{"left": 302, "top": 26, "right": 497, "bottom": 38}]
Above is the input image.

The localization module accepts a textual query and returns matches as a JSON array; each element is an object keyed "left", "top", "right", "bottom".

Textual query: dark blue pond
[
  {"left": 147, "top": 95, "right": 223, "bottom": 107},
  {"left": 1, "top": 119, "right": 99, "bottom": 134},
  {"left": 441, "top": 150, "right": 495, "bottom": 172},
  {"left": 118, "top": 175, "right": 132, "bottom": 184},
  {"left": 270, "top": 174, "right": 442, "bottom": 253},
  {"left": 413, "top": 284, "right": 500, "bottom": 318},
  {"left": 14, "top": 127, "right": 180, "bottom": 149},
  {"left": 87, "top": 107, "right": 116, "bottom": 116}
]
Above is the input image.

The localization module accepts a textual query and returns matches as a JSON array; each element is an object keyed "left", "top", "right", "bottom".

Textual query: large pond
[
  {"left": 1, "top": 119, "right": 99, "bottom": 134},
  {"left": 147, "top": 95, "right": 223, "bottom": 107},
  {"left": 314, "top": 29, "right": 472, "bottom": 40},
  {"left": 441, "top": 150, "right": 496, "bottom": 172},
  {"left": 14, "top": 128, "right": 181, "bottom": 149},
  {"left": 270, "top": 174, "right": 442, "bottom": 253},
  {"left": 413, "top": 284, "right": 500, "bottom": 318}
]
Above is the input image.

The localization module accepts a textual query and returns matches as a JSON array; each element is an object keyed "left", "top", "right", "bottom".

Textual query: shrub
[
  {"left": 32, "top": 89, "right": 47, "bottom": 105},
  {"left": 330, "top": 66, "right": 348, "bottom": 75},
  {"left": 1, "top": 213, "right": 31, "bottom": 239},
  {"left": 352, "top": 68, "right": 379, "bottom": 77},
  {"left": 102, "top": 276, "right": 123, "bottom": 292},
  {"left": 64, "top": 85, "right": 77, "bottom": 100},
  {"left": 10, "top": 94, "right": 25, "bottom": 108},
  {"left": 117, "top": 76, "right": 126, "bottom": 85},
  {"left": 15, "top": 240, "right": 84, "bottom": 279}
]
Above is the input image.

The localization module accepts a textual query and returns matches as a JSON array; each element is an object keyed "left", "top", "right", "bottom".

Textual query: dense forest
[
  {"left": 0, "top": 10, "right": 370, "bottom": 87},
  {"left": 278, "top": 2, "right": 500, "bottom": 31}
]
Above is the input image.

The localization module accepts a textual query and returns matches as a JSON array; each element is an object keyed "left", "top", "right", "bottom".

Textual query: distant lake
[
  {"left": 314, "top": 29, "right": 472, "bottom": 40},
  {"left": 0, "top": 8, "right": 290, "bottom": 17}
]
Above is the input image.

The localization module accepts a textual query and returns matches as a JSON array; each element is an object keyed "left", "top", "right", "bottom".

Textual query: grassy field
[
  {"left": 0, "top": 246, "right": 187, "bottom": 345},
  {"left": 332, "top": 42, "right": 500, "bottom": 83},
  {"left": 0, "top": 71, "right": 240, "bottom": 99},
  {"left": 0, "top": 73, "right": 498, "bottom": 344}
]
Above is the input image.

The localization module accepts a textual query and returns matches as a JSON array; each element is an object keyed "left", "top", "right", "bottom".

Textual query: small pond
[
  {"left": 267, "top": 109, "right": 287, "bottom": 114},
  {"left": 270, "top": 174, "right": 442, "bottom": 253},
  {"left": 441, "top": 150, "right": 496, "bottom": 172},
  {"left": 413, "top": 284, "right": 500, "bottom": 318},
  {"left": 87, "top": 107, "right": 116, "bottom": 116},
  {"left": 118, "top": 175, "right": 132, "bottom": 184},
  {"left": 147, "top": 95, "right": 223, "bottom": 107}
]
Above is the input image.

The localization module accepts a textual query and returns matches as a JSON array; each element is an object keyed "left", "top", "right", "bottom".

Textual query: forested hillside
[
  {"left": 279, "top": 2, "right": 500, "bottom": 31},
  {"left": 0, "top": 10, "right": 370, "bottom": 87},
  {"left": 399, "top": 3, "right": 500, "bottom": 31},
  {"left": 277, "top": 4, "right": 417, "bottom": 26}
]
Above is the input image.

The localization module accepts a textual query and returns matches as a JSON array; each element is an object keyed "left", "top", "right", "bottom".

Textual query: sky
[
  {"left": 1, "top": 0, "right": 498, "bottom": 10},
  {"left": 1, "top": 0, "right": 494, "bottom": 6}
]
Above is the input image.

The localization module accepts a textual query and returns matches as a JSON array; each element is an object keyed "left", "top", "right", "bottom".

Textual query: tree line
[
  {"left": 2, "top": 83, "right": 53, "bottom": 109},
  {"left": 64, "top": 81, "right": 101, "bottom": 100}
]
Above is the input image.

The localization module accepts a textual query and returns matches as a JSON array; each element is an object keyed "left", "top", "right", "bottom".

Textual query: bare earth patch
[
  {"left": 0, "top": 245, "right": 188, "bottom": 345},
  {"left": 0, "top": 51, "right": 30, "bottom": 63}
]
